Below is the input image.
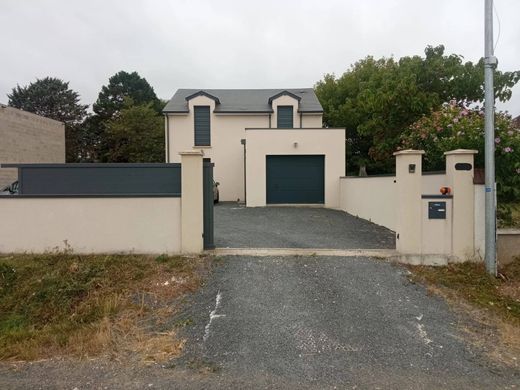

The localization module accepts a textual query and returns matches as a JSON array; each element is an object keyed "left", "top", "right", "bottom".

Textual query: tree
[
  {"left": 93, "top": 71, "right": 162, "bottom": 121},
  {"left": 66, "top": 115, "right": 106, "bottom": 162},
  {"left": 315, "top": 45, "right": 520, "bottom": 174},
  {"left": 8, "top": 77, "right": 88, "bottom": 124},
  {"left": 8, "top": 77, "right": 89, "bottom": 162},
  {"left": 104, "top": 102, "right": 164, "bottom": 163},
  {"left": 400, "top": 103, "right": 520, "bottom": 204}
]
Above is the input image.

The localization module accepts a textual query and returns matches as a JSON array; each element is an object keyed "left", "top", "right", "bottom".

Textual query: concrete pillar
[
  {"left": 394, "top": 150, "right": 425, "bottom": 254},
  {"left": 180, "top": 150, "right": 204, "bottom": 253},
  {"left": 445, "top": 149, "right": 478, "bottom": 260}
]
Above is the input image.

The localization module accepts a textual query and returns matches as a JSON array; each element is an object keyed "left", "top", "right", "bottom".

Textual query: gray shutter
[
  {"left": 277, "top": 106, "right": 293, "bottom": 128},
  {"left": 194, "top": 106, "right": 211, "bottom": 146}
]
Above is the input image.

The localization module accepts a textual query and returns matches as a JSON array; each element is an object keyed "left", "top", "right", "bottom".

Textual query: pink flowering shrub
[{"left": 400, "top": 103, "right": 520, "bottom": 202}]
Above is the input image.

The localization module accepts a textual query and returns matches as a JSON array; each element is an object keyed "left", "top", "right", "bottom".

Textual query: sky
[{"left": 1, "top": 0, "right": 519, "bottom": 116}]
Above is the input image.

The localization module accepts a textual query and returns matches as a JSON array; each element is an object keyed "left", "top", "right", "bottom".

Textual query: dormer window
[
  {"left": 194, "top": 106, "right": 211, "bottom": 146},
  {"left": 277, "top": 106, "right": 293, "bottom": 128}
]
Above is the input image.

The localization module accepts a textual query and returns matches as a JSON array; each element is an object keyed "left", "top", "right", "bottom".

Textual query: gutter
[{"left": 164, "top": 114, "right": 170, "bottom": 163}]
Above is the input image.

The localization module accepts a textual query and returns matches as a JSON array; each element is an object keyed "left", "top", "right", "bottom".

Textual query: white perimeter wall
[
  {"left": 0, "top": 197, "right": 182, "bottom": 254},
  {"left": 340, "top": 176, "right": 397, "bottom": 231},
  {"left": 341, "top": 173, "right": 486, "bottom": 257},
  {"left": 422, "top": 174, "right": 447, "bottom": 194},
  {"left": 474, "top": 184, "right": 485, "bottom": 259}
]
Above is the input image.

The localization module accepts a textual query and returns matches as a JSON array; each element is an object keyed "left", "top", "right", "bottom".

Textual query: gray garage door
[{"left": 266, "top": 155, "right": 325, "bottom": 204}]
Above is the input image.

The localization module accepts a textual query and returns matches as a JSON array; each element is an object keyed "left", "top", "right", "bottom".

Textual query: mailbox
[{"left": 428, "top": 201, "right": 446, "bottom": 219}]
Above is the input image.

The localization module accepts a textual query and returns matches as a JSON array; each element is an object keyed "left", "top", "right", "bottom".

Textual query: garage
[{"left": 266, "top": 155, "right": 325, "bottom": 204}]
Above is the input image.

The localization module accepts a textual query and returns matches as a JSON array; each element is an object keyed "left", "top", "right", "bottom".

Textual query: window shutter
[
  {"left": 277, "top": 106, "right": 293, "bottom": 128},
  {"left": 194, "top": 106, "right": 211, "bottom": 146}
]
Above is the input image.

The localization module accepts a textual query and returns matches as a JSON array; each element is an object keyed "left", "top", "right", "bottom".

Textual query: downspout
[
  {"left": 269, "top": 113, "right": 272, "bottom": 128},
  {"left": 241, "top": 138, "right": 247, "bottom": 204},
  {"left": 164, "top": 114, "right": 170, "bottom": 163},
  {"left": 300, "top": 111, "right": 303, "bottom": 128}
]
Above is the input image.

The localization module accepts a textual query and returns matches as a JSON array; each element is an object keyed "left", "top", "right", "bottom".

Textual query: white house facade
[{"left": 163, "top": 88, "right": 345, "bottom": 208}]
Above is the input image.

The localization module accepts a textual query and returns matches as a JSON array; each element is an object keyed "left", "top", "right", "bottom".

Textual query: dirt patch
[{"left": 0, "top": 253, "right": 212, "bottom": 363}]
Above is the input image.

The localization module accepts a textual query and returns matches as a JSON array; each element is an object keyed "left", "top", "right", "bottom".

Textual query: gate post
[
  {"left": 394, "top": 150, "right": 424, "bottom": 256},
  {"left": 203, "top": 158, "right": 215, "bottom": 250},
  {"left": 445, "top": 149, "right": 478, "bottom": 260},
  {"left": 180, "top": 151, "right": 204, "bottom": 253}
]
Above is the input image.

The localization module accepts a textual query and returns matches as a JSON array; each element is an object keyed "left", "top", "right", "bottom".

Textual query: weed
[{"left": 0, "top": 253, "right": 208, "bottom": 361}]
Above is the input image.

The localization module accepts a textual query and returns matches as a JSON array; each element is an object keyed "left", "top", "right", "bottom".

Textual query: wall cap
[
  {"left": 179, "top": 150, "right": 204, "bottom": 156},
  {"left": 497, "top": 229, "right": 520, "bottom": 235},
  {"left": 393, "top": 149, "right": 425, "bottom": 156},
  {"left": 444, "top": 149, "right": 478, "bottom": 155}
]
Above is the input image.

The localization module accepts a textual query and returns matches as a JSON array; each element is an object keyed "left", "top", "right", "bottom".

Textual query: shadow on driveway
[{"left": 215, "top": 203, "right": 395, "bottom": 249}]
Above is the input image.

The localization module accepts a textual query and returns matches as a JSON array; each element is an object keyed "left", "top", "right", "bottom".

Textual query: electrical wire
[{"left": 493, "top": 1, "right": 501, "bottom": 53}]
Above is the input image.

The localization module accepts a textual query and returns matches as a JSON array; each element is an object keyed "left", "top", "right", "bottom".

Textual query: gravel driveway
[
  {"left": 1, "top": 256, "right": 517, "bottom": 389},
  {"left": 215, "top": 203, "right": 395, "bottom": 249},
  {"left": 171, "top": 256, "right": 518, "bottom": 389}
]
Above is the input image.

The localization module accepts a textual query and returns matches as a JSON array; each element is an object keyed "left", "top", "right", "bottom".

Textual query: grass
[
  {"left": 0, "top": 253, "right": 209, "bottom": 361},
  {"left": 408, "top": 258, "right": 520, "bottom": 366},
  {"left": 409, "top": 260, "right": 520, "bottom": 323}
]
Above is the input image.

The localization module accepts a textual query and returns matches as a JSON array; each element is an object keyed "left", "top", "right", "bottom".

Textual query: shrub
[{"left": 400, "top": 103, "right": 520, "bottom": 203}]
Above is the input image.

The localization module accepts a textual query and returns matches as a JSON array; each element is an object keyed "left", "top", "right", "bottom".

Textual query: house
[
  {"left": 0, "top": 104, "right": 65, "bottom": 187},
  {"left": 163, "top": 89, "right": 345, "bottom": 208}
]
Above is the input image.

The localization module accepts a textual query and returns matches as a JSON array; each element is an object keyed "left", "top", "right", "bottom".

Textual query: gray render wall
[{"left": 0, "top": 105, "right": 65, "bottom": 187}]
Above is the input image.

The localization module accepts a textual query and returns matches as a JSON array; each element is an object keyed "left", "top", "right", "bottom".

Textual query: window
[
  {"left": 277, "top": 106, "right": 293, "bottom": 128},
  {"left": 194, "top": 106, "right": 211, "bottom": 146}
]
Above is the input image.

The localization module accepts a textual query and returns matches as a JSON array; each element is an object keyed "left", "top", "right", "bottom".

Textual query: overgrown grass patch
[
  {"left": 408, "top": 260, "right": 520, "bottom": 324},
  {"left": 0, "top": 253, "right": 209, "bottom": 361},
  {"left": 408, "top": 259, "right": 520, "bottom": 367}
]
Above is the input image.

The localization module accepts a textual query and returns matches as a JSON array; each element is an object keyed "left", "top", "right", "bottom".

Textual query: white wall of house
[
  {"left": 271, "top": 95, "right": 300, "bottom": 128},
  {"left": 245, "top": 129, "right": 345, "bottom": 208},
  {"left": 166, "top": 95, "right": 323, "bottom": 202},
  {"left": 339, "top": 176, "right": 397, "bottom": 230},
  {"left": 0, "top": 197, "right": 182, "bottom": 254}
]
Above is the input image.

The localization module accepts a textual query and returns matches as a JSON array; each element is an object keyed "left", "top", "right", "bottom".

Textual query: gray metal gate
[{"left": 203, "top": 159, "right": 215, "bottom": 249}]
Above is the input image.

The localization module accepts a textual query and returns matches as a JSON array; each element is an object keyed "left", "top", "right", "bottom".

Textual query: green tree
[
  {"left": 400, "top": 103, "right": 520, "bottom": 203},
  {"left": 66, "top": 115, "right": 106, "bottom": 162},
  {"left": 93, "top": 71, "right": 162, "bottom": 121},
  {"left": 8, "top": 77, "right": 89, "bottom": 162},
  {"left": 8, "top": 77, "right": 87, "bottom": 124},
  {"left": 315, "top": 45, "right": 520, "bottom": 174},
  {"left": 104, "top": 102, "right": 164, "bottom": 163}
]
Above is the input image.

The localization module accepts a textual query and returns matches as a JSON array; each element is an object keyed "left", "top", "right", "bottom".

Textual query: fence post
[
  {"left": 180, "top": 150, "right": 204, "bottom": 253},
  {"left": 445, "top": 149, "right": 478, "bottom": 261},
  {"left": 394, "top": 150, "right": 424, "bottom": 256}
]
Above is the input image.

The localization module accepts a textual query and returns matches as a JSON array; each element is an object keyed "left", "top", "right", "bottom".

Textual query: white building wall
[
  {"left": 166, "top": 95, "right": 323, "bottom": 202},
  {"left": 245, "top": 129, "right": 345, "bottom": 208}
]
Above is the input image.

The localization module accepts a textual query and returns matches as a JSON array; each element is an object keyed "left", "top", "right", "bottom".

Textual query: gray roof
[{"left": 163, "top": 88, "right": 323, "bottom": 114}]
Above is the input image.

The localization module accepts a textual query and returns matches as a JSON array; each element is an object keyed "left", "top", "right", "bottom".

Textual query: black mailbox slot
[
  {"left": 455, "top": 162, "right": 472, "bottom": 171},
  {"left": 428, "top": 201, "right": 446, "bottom": 219}
]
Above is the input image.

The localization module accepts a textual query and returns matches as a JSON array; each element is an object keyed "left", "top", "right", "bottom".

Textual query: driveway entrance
[{"left": 214, "top": 203, "right": 395, "bottom": 249}]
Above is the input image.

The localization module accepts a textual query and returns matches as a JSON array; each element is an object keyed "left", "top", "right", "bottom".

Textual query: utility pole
[{"left": 484, "top": 0, "right": 497, "bottom": 276}]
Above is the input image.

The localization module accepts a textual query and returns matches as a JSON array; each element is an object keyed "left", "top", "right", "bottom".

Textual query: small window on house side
[
  {"left": 194, "top": 106, "right": 211, "bottom": 146},
  {"left": 277, "top": 106, "right": 293, "bottom": 128}
]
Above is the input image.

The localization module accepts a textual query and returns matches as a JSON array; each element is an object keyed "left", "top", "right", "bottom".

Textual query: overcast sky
[{"left": 1, "top": 0, "right": 519, "bottom": 115}]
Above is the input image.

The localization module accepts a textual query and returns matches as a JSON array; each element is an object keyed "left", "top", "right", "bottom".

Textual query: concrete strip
[{"left": 210, "top": 247, "right": 397, "bottom": 258}]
